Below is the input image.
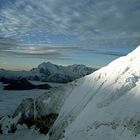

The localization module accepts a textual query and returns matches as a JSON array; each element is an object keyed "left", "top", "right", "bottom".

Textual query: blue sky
[{"left": 0, "top": 0, "right": 140, "bottom": 70}]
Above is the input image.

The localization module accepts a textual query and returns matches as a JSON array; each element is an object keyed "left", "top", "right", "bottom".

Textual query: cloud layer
[
  {"left": 0, "top": 0, "right": 140, "bottom": 70},
  {"left": 0, "top": 0, "right": 140, "bottom": 40},
  {"left": 0, "top": 38, "right": 127, "bottom": 60}
]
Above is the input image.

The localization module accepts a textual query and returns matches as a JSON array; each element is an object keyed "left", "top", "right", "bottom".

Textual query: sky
[{"left": 0, "top": 0, "right": 140, "bottom": 70}]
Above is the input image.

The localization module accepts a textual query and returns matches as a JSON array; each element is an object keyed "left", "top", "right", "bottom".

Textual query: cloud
[
  {"left": 0, "top": 38, "right": 19, "bottom": 51},
  {"left": 0, "top": 49, "right": 65, "bottom": 60},
  {"left": 0, "top": 0, "right": 140, "bottom": 40},
  {"left": 81, "top": 48, "right": 125, "bottom": 57},
  {"left": 0, "top": 38, "right": 124, "bottom": 60},
  {"left": 0, "top": 39, "right": 80, "bottom": 59},
  {"left": 0, "top": 0, "right": 140, "bottom": 61}
]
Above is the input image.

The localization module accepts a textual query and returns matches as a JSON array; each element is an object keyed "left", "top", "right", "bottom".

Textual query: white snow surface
[
  {"left": 46, "top": 45, "right": 140, "bottom": 140},
  {"left": 1, "top": 45, "right": 140, "bottom": 140}
]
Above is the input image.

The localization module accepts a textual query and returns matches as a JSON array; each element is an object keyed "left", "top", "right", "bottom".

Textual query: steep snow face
[{"left": 47, "top": 45, "right": 140, "bottom": 140}]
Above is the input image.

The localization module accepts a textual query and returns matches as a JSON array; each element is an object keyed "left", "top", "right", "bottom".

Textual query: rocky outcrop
[
  {"left": 0, "top": 115, "right": 20, "bottom": 134},
  {"left": 0, "top": 97, "right": 59, "bottom": 135},
  {"left": 13, "top": 98, "right": 34, "bottom": 127},
  {"left": 3, "top": 78, "right": 51, "bottom": 90},
  {"left": 4, "top": 79, "right": 35, "bottom": 90},
  {"left": 35, "top": 113, "right": 58, "bottom": 134}
]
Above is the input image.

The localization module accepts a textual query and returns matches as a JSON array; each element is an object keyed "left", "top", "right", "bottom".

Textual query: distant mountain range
[{"left": 0, "top": 62, "right": 97, "bottom": 83}]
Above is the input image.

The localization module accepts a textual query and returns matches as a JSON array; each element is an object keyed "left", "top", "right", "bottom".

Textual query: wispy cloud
[
  {"left": 0, "top": 38, "right": 18, "bottom": 49},
  {"left": 85, "top": 49, "right": 125, "bottom": 57},
  {"left": 0, "top": 39, "right": 78, "bottom": 59},
  {"left": 0, "top": 0, "right": 140, "bottom": 40},
  {"left": 0, "top": 38, "right": 125, "bottom": 59}
]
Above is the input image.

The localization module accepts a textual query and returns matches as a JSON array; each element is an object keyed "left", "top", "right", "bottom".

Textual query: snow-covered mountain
[
  {"left": 1, "top": 46, "right": 140, "bottom": 140},
  {"left": 46, "top": 45, "right": 140, "bottom": 140},
  {"left": 31, "top": 62, "right": 96, "bottom": 82},
  {"left": 0, "top": 62, "right": 95, "bottom": 83}
]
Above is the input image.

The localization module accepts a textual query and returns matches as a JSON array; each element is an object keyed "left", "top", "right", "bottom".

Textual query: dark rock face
[
  {"left": 13, "top": 98, "right": 34, "bottom": 118},
  {"left": 0, "top": 124, "right": 2, "bottom": 134},
  {"left": 0, "top": 113, "right": 58, "bottom": 135},
  {"left": 12, "top": 98, "right": 58, "bottom": 135},
  {"left": 4, "top": 78, "right": 35, "bottom": 90},
  {"left": 8, "top": 124, "right": 17, "bottom": 133},
  {"left": 17, "top": 113, "right": 58, "bottom": 134},
  {"left": 0, "top": 77, "right": 16, "bottom": 84},
  {"left": 3, "top": 78, "right": 51, "bottom": 90},
  {"left": 13, "top": 98, "right": 34, "bottom": 127},
  {"left": 36, "top": 84, "right": 51, "bottom": 89},
  {"left": 35, "top": 114, "right": 58, "bottom": 134},
  {"left": 0, "top": 115, "right": 19, "bottom": 134}
]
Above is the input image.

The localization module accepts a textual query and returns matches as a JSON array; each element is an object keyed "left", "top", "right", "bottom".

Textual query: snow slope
[{"left": 46, "top": 45, "right": 140, "bottom": 140}]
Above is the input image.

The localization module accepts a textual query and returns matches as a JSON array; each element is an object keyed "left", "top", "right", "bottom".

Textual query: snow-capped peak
[
  {"left": 38, "top": 62, "right": 58, "bottom": 73},
  {"left": 38, "top": 62, "right": 54, "bottom": 69}
]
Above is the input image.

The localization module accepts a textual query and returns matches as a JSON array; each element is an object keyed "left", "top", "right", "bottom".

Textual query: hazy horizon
[{"left": 0, "top": 0, "right": 140, "bottom": 70}]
